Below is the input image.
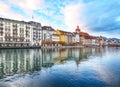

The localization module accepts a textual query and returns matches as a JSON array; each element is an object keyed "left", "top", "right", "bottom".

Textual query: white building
[
  {"left": 42, "top": 26, "right": 54, "bottom": 41},
  {"left": 29, "top": 21, "right": 42, "bottom": 46},
  {"left": 66, "top": 32, "right": 73, "bottom": 44},
  {"left": 0, "top": 17, "right": 42, "bottom": 47},
  {"left": 74, "top": 33, "right": 80, "bottom": 42},
  {"left": 73, "top": 26, "right": 80, "bottom": 43},
  {"left": 52, "top": 30, "right": 60, "bottom": 46},
  {"left": 42, "top": 26, "right": 55, "bottom": 46},
  {"left": 52, "top": 31, "right": 59, "bottom": 42}
]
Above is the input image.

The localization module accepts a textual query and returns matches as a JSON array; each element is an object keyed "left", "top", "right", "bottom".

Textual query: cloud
[
  {"left": 83, "top": 0, "right": 120, "bottom": 36},
  {"left": 0, "top": 1, "right": 10, "bottom": 14},
  {"left": 0, "top": 1, "right": 26, "bottom": 20},
  {"left": 62, "top": 0, "right": 120, "bottom": 38},
  {"left": 62, "top": 1, "right": 89, "bottom": 32},
  {"left": 1, "top": 0, "right": 120, "bottom": 38},
  {"left": 0, "top": 0, "right": 64, "bottom": 29},
  {"left": 8, "top": 0, "right": 44, "bottom": 10},
  {"left": 7, "top": 0, "right": 45, "bottom": 18},
  {"left": 0, "top": 0, "right": 45, "bottom": 23}
]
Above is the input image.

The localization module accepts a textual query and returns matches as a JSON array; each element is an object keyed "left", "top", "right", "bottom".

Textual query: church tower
[{"left": 75, "top": 26, "right": 80, "bottom": 34}]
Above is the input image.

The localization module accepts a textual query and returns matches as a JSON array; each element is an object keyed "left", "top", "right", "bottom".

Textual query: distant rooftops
[
  {"left": 0, "top": 17, "right": 41, "bottom": 25},
  {"left": 42, "top": 26, "right": 55, "bottom": 31}
]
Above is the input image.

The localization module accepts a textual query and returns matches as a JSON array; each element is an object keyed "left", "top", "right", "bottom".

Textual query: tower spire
[{"left": 75, "top": 25, "right": 80, "bottom": 33}]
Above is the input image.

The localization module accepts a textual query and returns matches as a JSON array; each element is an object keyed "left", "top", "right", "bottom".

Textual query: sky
[{"left": 0, "top": 0, "right": 120, "bottom": 38}]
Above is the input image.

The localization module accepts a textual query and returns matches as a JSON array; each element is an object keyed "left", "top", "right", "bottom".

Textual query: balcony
[
  {"left": 0, "top": 31, "right": 3, "bottom": 33},
  {"left": 0, "top": 24, "right": 3, "bottom": 26},
  {"left": 5, "top": 36, "right": 12, "bottom": 39},
  {"left": 13, "top": 24, "right": 17, "bottom": 27}
]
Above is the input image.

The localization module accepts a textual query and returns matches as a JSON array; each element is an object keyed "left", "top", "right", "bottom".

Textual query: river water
[{"left": 0, "top": 47, "right": 120, "bottom": 87}]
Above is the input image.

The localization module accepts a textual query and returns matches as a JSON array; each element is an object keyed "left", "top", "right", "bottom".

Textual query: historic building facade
[
  {"left": 52, "top": 30, "right": 60, "bottom": 46},
  {"left": 29, "top": 21, "right": 42, "bottom": 46},
  {"left": 42, "top": 26, "right": 55, "bottom": 46},
  {"left": 0, "top": 17, "right": 42, "bottom": 47},
  {"left": 56, "top": 29, "right": 68, "bottom": 46},
  {"left": 74, "top": 26, "right": 80, "bottom": 45},
  {"left": 0, "top": 17, "right": 105, "bottom": 47}
]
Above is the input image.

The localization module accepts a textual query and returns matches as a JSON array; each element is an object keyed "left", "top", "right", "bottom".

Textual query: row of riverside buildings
[{"left": 0, "top": 17, "right": 104, "bottom": 47}]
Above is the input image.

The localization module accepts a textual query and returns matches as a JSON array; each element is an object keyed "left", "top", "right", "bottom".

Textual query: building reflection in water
[{"left": 0, "top": 47, "right": 105, "bottom": 79}]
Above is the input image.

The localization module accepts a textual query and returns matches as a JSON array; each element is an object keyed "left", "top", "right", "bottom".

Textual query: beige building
[
  {"left": 42, "top": 26, "right": 55, "bottom": 46},
  {"left": 52, "top": 30, "right": 60, "bottom": 46}
]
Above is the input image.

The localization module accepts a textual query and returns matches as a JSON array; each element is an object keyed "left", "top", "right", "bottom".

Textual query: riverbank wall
[{"left": 0, "top": 46, "right": 41, "bottom": 49}]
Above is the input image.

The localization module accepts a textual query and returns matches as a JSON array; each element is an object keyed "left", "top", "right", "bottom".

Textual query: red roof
[
  {"left": 80, "top": 32, "right": 89, "bottom": 36},
  {"left": 84, "top": 35, "right": 97, "bottom": 39}
]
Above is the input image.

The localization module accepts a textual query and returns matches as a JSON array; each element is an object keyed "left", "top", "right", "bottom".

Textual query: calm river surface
[{"left": 0, "top": 47, "right": 120, "bottom": 87}]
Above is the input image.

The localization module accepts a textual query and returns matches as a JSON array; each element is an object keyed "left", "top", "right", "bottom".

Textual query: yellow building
[{"left": 56, "top": 29, "right": 68, "bottom": 45}]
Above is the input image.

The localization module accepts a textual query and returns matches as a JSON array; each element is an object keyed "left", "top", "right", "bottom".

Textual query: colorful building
[
  {"left": 56, "top": 29, "right": 68, "bottom": 46},
  {"left": 0, "top": 17, "right": 105, "bottom": 47}
]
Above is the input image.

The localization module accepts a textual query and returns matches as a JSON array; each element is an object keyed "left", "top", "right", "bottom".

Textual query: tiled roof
[
  {"left": 85, "top": 36, "right": 97, "bottom": 39},
  {"left": 57, "top": 29, "right": 73, "bottom": 35},
  {"left": 57, "top": 29, "right": 67, "bottom": 33},
  {"left": 42, "top": 26, "right": 55, "bottom": 31},
  {"left": 0, "top": 17, "right": 30, "bottom": 24},
  {"left": 80, "top": 32, "right": 89, "bottom": 36}
]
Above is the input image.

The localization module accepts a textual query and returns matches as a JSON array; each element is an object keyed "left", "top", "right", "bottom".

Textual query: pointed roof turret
[{"left": 75, "top": 26, "right": 80, "bottom": 33}]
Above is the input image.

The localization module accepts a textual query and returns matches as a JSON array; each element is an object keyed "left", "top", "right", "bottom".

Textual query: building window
[
  {"left": 0, "top": 33, "right": 3, "bottom": 36},
  {"left": 0, "top": 38, "right": 3, "bottom": 41}
]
